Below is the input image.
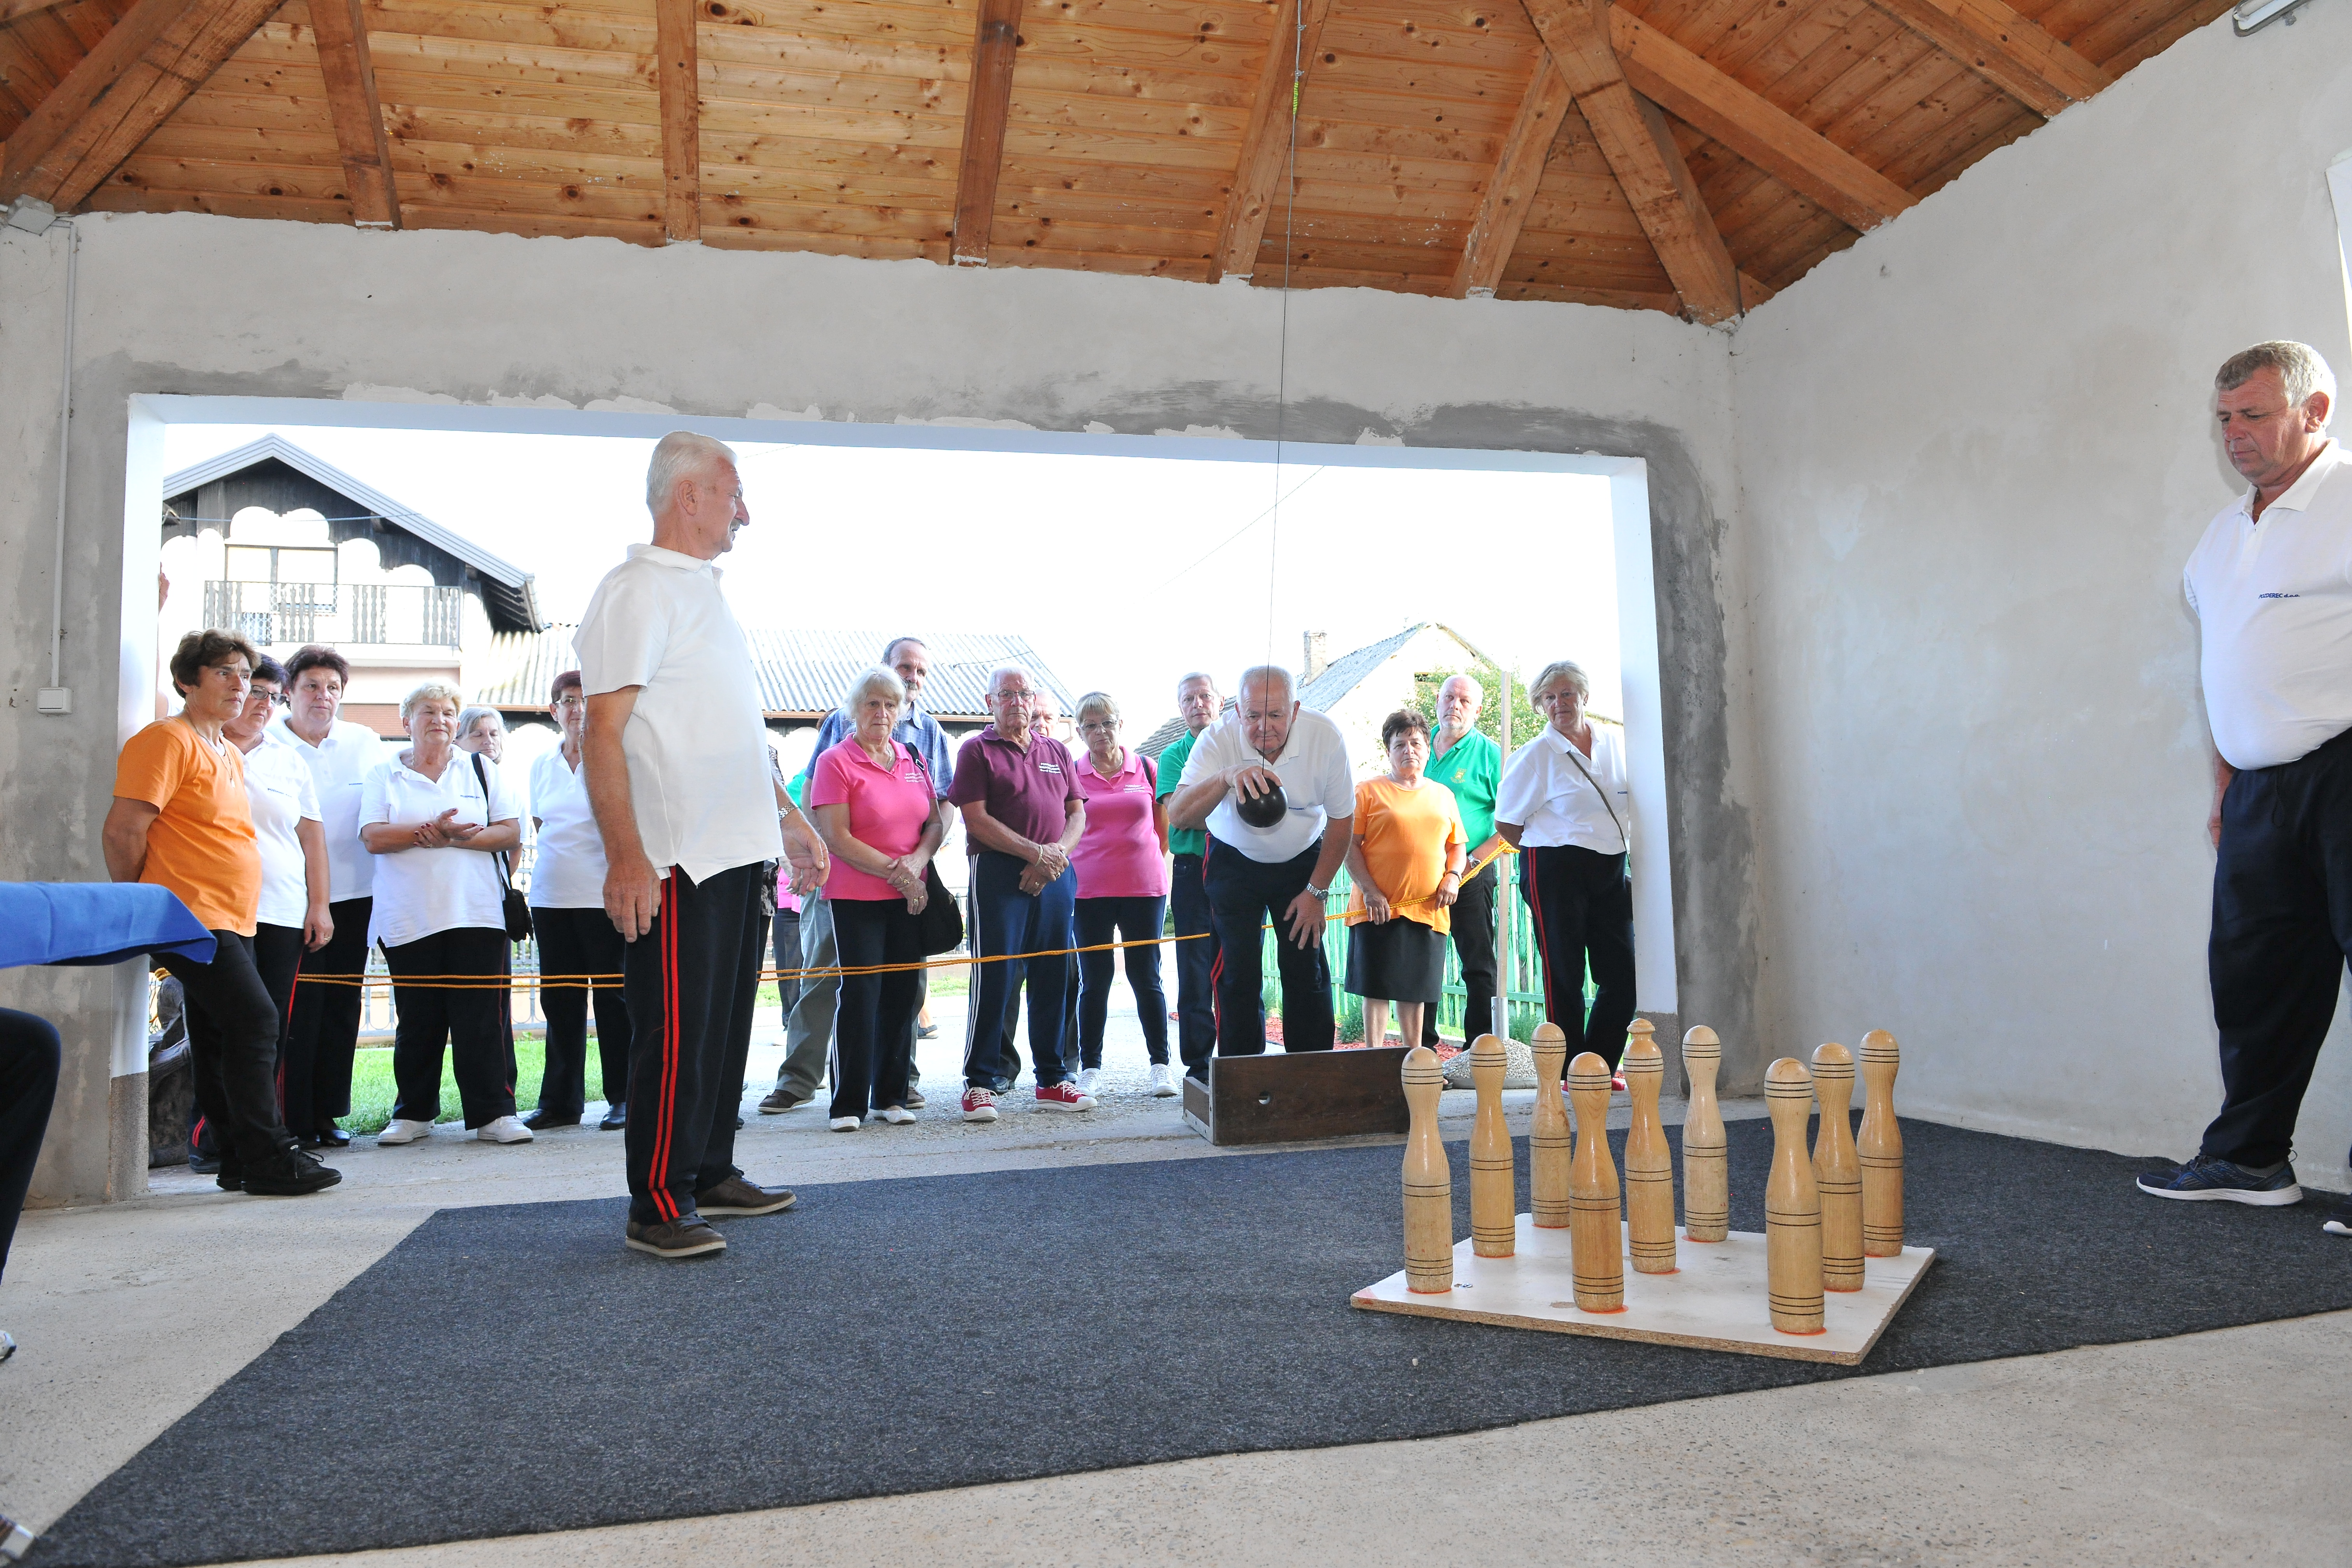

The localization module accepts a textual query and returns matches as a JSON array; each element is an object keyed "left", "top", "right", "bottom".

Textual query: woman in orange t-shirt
[
  {"left": 103, "top": 630, "right": 340, "bottom": 1197},
  {"left": 1343, "top": 708, "right": 1466, "bottom": 1051}
]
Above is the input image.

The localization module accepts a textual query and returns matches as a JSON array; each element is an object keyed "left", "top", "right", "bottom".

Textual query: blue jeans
[
  {"left": 963, "top": 850, "right": 1076, "bottom": 1088},
  {"left": 1075, "top": 895, "right": 1169, "bottom": 1068}
]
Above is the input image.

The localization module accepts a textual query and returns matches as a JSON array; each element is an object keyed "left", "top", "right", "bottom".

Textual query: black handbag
[
  {"left": 906, "top": 744, "right": 964, "bottom": 957},
  {"left": 472, "top": 753, "right": 535, "bottom": 942}
]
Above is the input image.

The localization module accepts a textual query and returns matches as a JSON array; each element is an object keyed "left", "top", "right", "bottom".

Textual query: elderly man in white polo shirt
[
  {"left": 2140, "top": 341, "right": 2352, "bottom": 1238},
  {"left": 578, "top": 431, "right": 827, "bottom": 1260},
  {"left": 1167, "top": 665, "right": 1354, "bottom": 1065}
]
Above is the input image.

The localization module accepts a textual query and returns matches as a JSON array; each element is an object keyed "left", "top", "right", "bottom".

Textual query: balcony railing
[{"left": 201, "top": 580, "right": 464, "bottom": 649}]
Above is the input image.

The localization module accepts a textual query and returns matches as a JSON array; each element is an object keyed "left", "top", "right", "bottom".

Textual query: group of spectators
[{"left": 105, "top": 427, "right": 1639, "bottom": 1228}]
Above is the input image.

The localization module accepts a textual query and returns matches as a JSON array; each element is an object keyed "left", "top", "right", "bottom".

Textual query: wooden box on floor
[
  {"left": 1181, "top": 1048, "right": 1413, "bottom": 1145},
  {"left": 1354, "top": 1215, "right": 1936, "bottom": 1365}
]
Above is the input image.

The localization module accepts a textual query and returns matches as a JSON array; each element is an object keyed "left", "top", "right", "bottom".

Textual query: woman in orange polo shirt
[
  {"left": 102, "top": 630, "right": 340, "bottom": 1197},
  {"left": 1343, "top": 709, "right": 1466, "bottom": 1052}
]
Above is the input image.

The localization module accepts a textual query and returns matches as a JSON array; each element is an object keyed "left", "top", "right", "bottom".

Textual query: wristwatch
[{"left": 1305, "top": 882, "right": 1328, "bottom": 899}]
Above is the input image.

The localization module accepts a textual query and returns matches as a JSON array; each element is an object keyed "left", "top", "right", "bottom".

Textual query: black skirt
[{"left": 1345, "top": 916, "right": 1447, "bottom": 1003}]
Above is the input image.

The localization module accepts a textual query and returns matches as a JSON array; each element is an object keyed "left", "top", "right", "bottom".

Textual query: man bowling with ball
[{"left": 1167, "top": 665, "right": 1358, "bottom": 1067}]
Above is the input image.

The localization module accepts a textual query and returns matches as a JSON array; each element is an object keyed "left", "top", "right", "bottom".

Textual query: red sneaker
[
  {"left": 1034, "top": 1081, "right": 1097, "bottom": 1112},
  {"left": 960, "top": 1086, "right": 999, "bottom": 1123},
  {"left": 1612, "top": 1073, "right": 1628, "bottom": 1092}
]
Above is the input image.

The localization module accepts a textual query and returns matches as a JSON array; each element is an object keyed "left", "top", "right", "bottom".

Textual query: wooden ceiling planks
[{"left": 5, "top": 0, "right": 2225, "bottom": 317}]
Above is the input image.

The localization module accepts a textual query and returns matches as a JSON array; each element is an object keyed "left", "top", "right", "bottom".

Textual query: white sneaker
[
  {"left": 476, "top": 1115, "right": 534, "bottom": 1144},
  {"left": 1149, "top": 1062, "right": 1179, "bottom": 1097},
  {"left": 1074, "top": 1067, "right": 1104, "bottom": 1097},
  {"left": 829, "top": 1115, "right": 861, "bottom": 1131},
  {"left": 875, "top": 1104, "right": 917, "bottom": 1124},
  {"left": 378, "top": 1118, "right": 434, "bottom": 1145}
]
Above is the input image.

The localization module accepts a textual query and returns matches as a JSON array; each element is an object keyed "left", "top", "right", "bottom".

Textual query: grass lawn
[{"left": 338, "top": 1034, "right": 604, "bottom": 1135}]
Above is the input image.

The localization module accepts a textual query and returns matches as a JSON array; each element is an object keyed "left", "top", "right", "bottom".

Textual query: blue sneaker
[
  {"left": 2137, "top": 1153, "right": 2301, "bottom": 1206},
  {"left": 2325, "top": 1194, "right": 2350, "bottom": 1237}
]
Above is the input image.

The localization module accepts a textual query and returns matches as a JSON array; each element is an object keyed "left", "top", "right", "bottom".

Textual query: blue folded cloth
[{"left": 0, "top": 883, "right": 215, "bottom": 970}]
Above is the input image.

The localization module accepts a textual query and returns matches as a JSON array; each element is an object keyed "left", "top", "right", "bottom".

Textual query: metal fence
[{"left": 202, "top": 580, "right": 466, "bottom": 649}]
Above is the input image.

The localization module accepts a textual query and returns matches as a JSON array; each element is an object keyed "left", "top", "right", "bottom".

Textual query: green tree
[{"left": 1410, "top": 660, "right": 1542, "bottom": 751}]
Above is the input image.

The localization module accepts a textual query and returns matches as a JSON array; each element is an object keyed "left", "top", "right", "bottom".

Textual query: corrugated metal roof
[{"left": 470, "top": 626, "right": 1072, "bottom": 721}]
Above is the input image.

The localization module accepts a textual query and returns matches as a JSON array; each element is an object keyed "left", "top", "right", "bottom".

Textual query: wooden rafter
[
  {"left": 1206, "top": 0, "right": 1332, "bottom": 285},
  {"left": 1519, "top": 0, "right": 1739, "bottom": 324},
  {"left": 1871, "top": 0, "right": 2111, "bottom": 117},
  {"left": 1451, "top": 59, "right": 1575, "bottom": 298},
  {"left": 0, "top": 0, "right": 76, "bottom": 23},
  {"left": 1610, "top": 9, "right": 1914, "bottom": 234},
  {"left": 654, "top": 0, "right": 697, "bottom": 242},
  {"left": 950, "top": 0, "right": 1020, "bottom": 265},
  {"left": 0, "top": 0, "right": 198, "bottom": 203},
  {"left": 307, "top": 0, "right": 397, "bottom": 228}
]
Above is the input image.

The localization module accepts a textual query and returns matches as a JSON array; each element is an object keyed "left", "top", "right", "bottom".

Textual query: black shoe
[
  {"left": 990, "top": 1076, "right": 1014, "bottom": 1095},
  {"left": 2326, "top": 1194, "right": 2352, "bottom": 1237},
  {"left": 315, "top": 1125, "right": 352, "bottom": 1149},
  {"left": 241, "top": 1146, "right": 342, "bottom": 1196},
  {"left": 189, "top": 1152, "right": 222, "bottom": 1175},
  {"left": 215, "top": 1166, "right": 244, "bottom": 1192},
  {"left": 735, "top": 1115, "right": 745, "bottom": 1129},
  {"left": 599, "top": 1102, "right": 627, "bottom": 1130},
  {"left": 522, "top": 1110, "right": 581, "bottom": 1132}
]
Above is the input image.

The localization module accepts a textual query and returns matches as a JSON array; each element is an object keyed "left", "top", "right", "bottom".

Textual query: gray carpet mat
[{"left": 29, "top": 1120, "right": 2352, "bottom": 1566}]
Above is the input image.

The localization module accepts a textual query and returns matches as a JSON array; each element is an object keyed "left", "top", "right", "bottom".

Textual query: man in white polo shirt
[
  {"left": 1168, "top": 665, "right": 1354, "bottom": 1065},
  {"left": 578, "top": 431, "right": 827, "bottom": 1260},
  {"left": 2141, "top": 341, "right": 2352, "bottom": 1239}
]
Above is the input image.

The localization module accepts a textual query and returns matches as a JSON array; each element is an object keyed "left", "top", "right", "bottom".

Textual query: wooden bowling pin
[
  {"left": 1530, "top": 1022, "right": 1572, "bottom": 1228},
  {"left": 1567, "top": 1051, "right": 1624, "bottom": 1311},
  {"left": 1680, "top": 1026, "right": 1728, "bottom": 1242},
  {"left": 1811, "top": 1043, "right": 1863, "bottom": 1292},
  {"left": 1622, "top": 1029, "right": 1676, "bottom": 1274},
  {"left": 1401, "top": 1046, "right": 1453, "bottom": 1293},
  {"left": 1468, "top": 1034, "right": 1514, "bottom": 1258},
  {"left": 1858, "top": 1029, "right": 1904, "bottom": 1257},
  {"left": 1765, "top": 1057, "right": 1824, "bottom": 1335}
]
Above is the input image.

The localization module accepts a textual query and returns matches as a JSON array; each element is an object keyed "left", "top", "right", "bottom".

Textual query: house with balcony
[{"left": 159, "top": 436, "right": 545, "bottom": 735}]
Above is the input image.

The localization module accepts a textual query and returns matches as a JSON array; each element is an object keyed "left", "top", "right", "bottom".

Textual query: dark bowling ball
[{"left": 1236, "top": 782, "right": 1288, "bottom": 829}]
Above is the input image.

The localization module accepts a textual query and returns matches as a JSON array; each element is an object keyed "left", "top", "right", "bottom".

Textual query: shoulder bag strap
[
  {"left": 1556, "top": 733, "right": 1628, "bottom": 852},
  {"left": 471, "top": 752, "right": 515, "bottom": 889}
]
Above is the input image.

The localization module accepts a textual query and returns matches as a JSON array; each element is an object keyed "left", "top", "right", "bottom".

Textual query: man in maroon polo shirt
[{"left": 948, "top": 665, "right": 1095, "bottom": 1122}]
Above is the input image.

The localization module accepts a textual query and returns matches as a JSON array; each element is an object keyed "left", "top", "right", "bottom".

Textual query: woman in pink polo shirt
[
  {"left": 1068, "top": 692, "right": 1175, "bottom": 1097},
  {"left": 807, "top": 666, "right": 946, "bottom": 1130}
]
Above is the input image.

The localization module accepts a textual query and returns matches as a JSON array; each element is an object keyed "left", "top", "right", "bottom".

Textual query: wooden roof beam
[
  {"left": 1451, "top": 58, "right": 1575, "bottom": 298},
  {"left": 1520, "top": 0, "right": 1739, "bottom": 324},
  {"left": 1870, "top": 0, "right": 2110, "bottom": 117},
  {"left": 950, "top": 0, "right": 1020, "bottom": 265},
  {"left": 654, "top": 0, "right": 698, "bottom": 242},
  {"left": 1208, "top": 0, "right": 1333, "bottom": 284},
  {"left": 307, "top": 0, "right": 397, "bottom": 229},
  {"left": 1610, "top": 9, "right": 1914, "bottom": 233},
  {"left": 0, "top": 0, "right": 78, "bottom": 23},
  {"left": 0, "top": 0, "right": 281, "bottom": 210}
]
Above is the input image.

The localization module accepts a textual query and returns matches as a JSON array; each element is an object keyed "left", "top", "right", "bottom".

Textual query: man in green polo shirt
[
  {"left": 1424, "top": 673, "right": 1502, "bottom": 1046},
  {"left": 1157, "top": 671, "right": 1230, "bottom": 1080}
]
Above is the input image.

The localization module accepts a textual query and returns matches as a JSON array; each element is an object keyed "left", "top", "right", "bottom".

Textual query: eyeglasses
[
  {"left": 553, "top": 695, "right": 585, "bottom": 710},
  {"left": 990, "top": 690, "right": 1035, "bottom": 703},
  {"left": 244, "top": 690, "right": 286, "bottom": 706},
  {"left": 1076, "top": 719, "right": 1118, "bottom": 734}
]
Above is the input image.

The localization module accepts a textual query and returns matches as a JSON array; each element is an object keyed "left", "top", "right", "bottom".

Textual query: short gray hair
[
  {"left": 1176, "top": 670, "right": 1218, "bottom": 696},
  {"left": 2217, "top": 341, "right": 2336, "bottom": 422},
  {"left": 456, "top": 705, "right": 504, "bottom": 738},
  {"left": 987, "top": 664, "right": 1033, "bottom": 696},
  {"left": 644, "top": 430, "right": 738, "bottom": 515},
  {"left": 841, "top": 664, "right": 907, "bottom": 719},
  {"left": 1238, "top": 665, "right": 1294, "bottom": 702},
  {"left": 1074, "top": 690, "right": 1120, "bottom": 726},
  {"left": 400, "top": 681, "right": 464, "bottom": 721},
  {"left": 1530, "top": 660, "right": 1589, "bottom": 705}
]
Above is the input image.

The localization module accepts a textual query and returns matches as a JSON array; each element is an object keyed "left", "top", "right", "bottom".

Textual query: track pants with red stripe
[
  {"left": 1517, "top": 844, "right": 1638, "bottom": 1069},
  {"left": 622, "top": 862, "right": 768, "bottom": 1226}
]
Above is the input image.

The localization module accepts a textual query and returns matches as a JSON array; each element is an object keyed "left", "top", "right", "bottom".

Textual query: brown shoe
[
  {"left": 695, "top": 1175, "right": 796, "bottom": 1216},
  {"left": 624, "top": 1216, "right": 726, "bottom": 1258},
  {"left": 757, "top": 1087, "right": 814, "bottom": 1114}
]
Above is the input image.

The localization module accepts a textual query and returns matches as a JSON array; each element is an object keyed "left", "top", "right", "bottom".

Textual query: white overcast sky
[{"left": 162, "top": 423, "right": 1626, "bottom": 727}]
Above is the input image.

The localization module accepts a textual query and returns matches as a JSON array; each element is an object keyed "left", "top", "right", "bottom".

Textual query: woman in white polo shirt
[
  {"left": 360, "top": 681, "right": 532, "bottom": 1146},
  {"left": 1491, "top": 658, "right": 1636, "bottom": 1083},
  {"left": 524, "top": 670, "right": 633, "bottom": 1133}
]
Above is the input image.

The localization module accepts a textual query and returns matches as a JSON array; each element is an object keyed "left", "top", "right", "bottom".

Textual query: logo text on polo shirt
[
  {"left": 1039, "top": 762, "right": 1062, "bottom": 773},
  {"left": 2258, "top": 592, "right": 2301, "bottom": 599}
]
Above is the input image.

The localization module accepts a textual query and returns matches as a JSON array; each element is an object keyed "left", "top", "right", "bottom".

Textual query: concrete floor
[{"left": 5, "top": 991, "right": 2347, "bottom": 1566}]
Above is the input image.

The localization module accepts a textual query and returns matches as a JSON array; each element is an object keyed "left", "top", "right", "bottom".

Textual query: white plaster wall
[
  {"left": 0, "top": 213, "right": 1763, "bottom": 1200},
  {"left": 1731, "top": 11, "right": 2352, "bottom": 1189}
]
